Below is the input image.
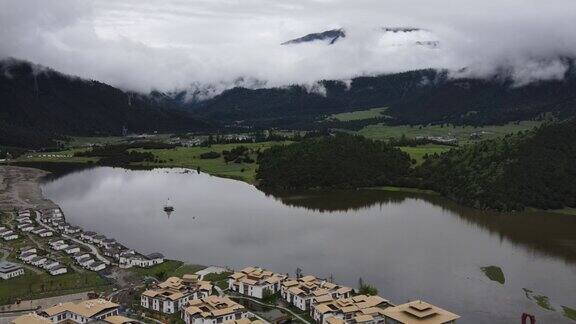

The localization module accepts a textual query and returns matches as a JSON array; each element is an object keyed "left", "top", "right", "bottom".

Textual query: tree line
[
  {"left": 256, "top": 120, "right": 576, "bottom": 212},
  {"left": 256, "top": 134, "right": 412, "bottom": 189}
]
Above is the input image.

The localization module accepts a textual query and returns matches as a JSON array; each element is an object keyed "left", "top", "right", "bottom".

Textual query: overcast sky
[{"left": 1, "top": 0, "right": 576, "bottom": 93}]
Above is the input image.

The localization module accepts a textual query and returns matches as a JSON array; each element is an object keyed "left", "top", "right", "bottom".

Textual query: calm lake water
[{"left": 41, "top": 167, "right": 576, "bottom": 323}]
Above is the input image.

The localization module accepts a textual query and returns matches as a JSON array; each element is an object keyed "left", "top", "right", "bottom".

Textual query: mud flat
[{"left": 0, "top": 165, "right": 58, "bottom": 211}]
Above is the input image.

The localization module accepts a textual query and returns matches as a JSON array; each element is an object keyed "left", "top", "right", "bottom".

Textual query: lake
[{"left": 41, "top": 167, "right": 576, "bottom": 323}]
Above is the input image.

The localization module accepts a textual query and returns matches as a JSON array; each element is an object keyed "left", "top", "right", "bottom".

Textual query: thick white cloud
[{"left": 1, "top": 0, "right": 575, "bottom": 93}]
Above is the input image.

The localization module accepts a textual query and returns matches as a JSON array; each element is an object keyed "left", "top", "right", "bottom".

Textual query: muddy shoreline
[{"left": 0, "top": 165, "right": 58, "bottom": 211}]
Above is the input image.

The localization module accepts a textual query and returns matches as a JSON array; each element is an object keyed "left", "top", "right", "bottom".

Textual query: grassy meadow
[
  {"left": 358, "top": 121, "right": 542, "bottom": 144},
  {"left": 398, "top": 144, "right": 452, "bottom": 165},
  {"left": 134, "top": 141, "right": 291, "bottom": 183},
  {"left": 0, "top": 270, "right": 110, "bottom": 304},
  {"left": 327, "top": 107, "right": 388, "bottom": 121}
]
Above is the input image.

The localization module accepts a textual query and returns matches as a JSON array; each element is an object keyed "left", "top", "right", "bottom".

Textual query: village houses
[
  {"left": 0, "top": 261, "right": 25, "bottom": 280},
  {"left": 141, "top": 274, "right": 213, "bottom": 314},
  {"left": 37, "top": 299, "right": 121, "bottom": 323},
  {"left": 281, "top": 275, "right": 353, "bottom": 311},
  {"left": 312, "top": 294, "right": 393, "bottom": 324},
  {"left": 181, "top": 295, "right": 251, "bottom": 324},
  {"left": 228, "top": 266, "right": 286, "bottom": 299}
]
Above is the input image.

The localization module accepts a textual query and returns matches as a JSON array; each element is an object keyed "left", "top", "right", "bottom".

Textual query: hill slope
[
  {"left": 0, "top": 59, "right": 213, "bottom": 148},
  {"left": 192, "top": 65, "right": 576, "bottom": 128},
  {"left": 417, "top": 119, "right": 576, "bottom": 211}
]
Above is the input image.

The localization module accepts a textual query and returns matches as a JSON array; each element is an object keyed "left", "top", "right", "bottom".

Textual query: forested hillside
[
  {"left": 0, "top": 59, "right": 213, "bottom": 148},
  {"left": 193, "top": 63, "right": 576, "bottom": 128},
  {"left": 417, "top": 120, "right": 576, "bottom": 211},
  {"left": 256, "top": 134, "right": 412, "bottom": 189}
]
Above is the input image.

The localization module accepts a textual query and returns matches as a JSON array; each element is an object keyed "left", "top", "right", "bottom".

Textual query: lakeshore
[
  {"left": 0, "top": 165, "right": 463, "bottom": 324},
  {"left": 2, "top": 165, "right": 576, "bottom": 323}
]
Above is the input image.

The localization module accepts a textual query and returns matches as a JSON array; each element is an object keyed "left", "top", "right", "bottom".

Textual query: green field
[
  {"left": 399, "top": 144, "right": 452, "bottom": 164},
  {"left": 0, "top": 270, "right": 109, "bottom": 304},
  {"left": 327, "top": 107, "right": 388, "bottom": 121},
  {"left": 16, "top": 141, "right": 292, "bottom": 184},
  {"left": 135, "top": 142, "right": 291, "bottom": 183},
  {"left": 358, "top": 121, "right": 542, "bottom": 144}
]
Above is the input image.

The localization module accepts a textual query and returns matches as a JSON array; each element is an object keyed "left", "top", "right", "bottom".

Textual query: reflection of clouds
[{"left": 43, "top": 167, "right": 576, "bottom": 324}]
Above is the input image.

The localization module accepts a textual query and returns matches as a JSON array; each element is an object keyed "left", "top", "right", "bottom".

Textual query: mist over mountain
[
  {"left": 0, "top": 59, "right": 212, "bottom": 148},
  {"left": 282, "top": 29, "right": 346, "bottom": 45},
  {"left": 191, "top": 62, "right": 576, "bottom": 128},
  {"left": 2, "top": 0, "right": 576, "bottom": 94}
]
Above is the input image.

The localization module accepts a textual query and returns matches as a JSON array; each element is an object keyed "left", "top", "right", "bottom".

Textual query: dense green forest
[
  {"left": 257, "top": 120, "right": 576, "bottom": 211},
  {"left": 74, "top": 142, "right": 175, "bottom": 166},
  {"left": 416, "top": 120, "right": 576, "bottom": 211},
  {"left": 256, "top": 134, "right": 412, "bottom": 189},
  {"left": 0, "top": 59, "right": 213, "bottom": 148},
  {"left": 192, "top": 62, "right": 576, "bottom": 128}
]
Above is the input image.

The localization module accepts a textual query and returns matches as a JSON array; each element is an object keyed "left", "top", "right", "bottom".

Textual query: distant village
[{"left": 2, "top": 205, "right": 460, "bottom": 324}]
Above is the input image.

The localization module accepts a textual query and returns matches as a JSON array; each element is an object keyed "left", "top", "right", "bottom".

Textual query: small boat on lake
[{"left": 163, "top": 198, "right": 174, "bottom": 212}]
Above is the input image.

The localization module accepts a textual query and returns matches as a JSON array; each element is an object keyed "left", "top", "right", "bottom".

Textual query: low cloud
[{"left": 1, "top": 0, "right": 575, "bottom": 94}]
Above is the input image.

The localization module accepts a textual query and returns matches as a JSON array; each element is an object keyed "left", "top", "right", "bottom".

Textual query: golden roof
[
  {"left": 314, "top": 295, "right": 391, "bottom": 320},
  {"left": 326, "top": 317, "right": 345, "bottom": 324},
  {"left": 184, "top": 296, "right": 245, "bottom": 318},
  {"left": 381, "top": 300, "right": 460, "bottom": 324},
  {"left": 43, "top": 299, "right": 119, "bottom": 318},
  {"left": 300, "top": 275, "right": 316, "bottom": 282},
  {"left": 11, "top": 313, "right": 51, "bottom": 324},
  {"left": 315, "top": 294, "right": 334, "bottom": 303},
  {"left": 104, "top": 315, "right": 139, "bottom": 323},
  {"left": 230, "top": 272, "right": 245, "bottom": 279},
  {"left": 231, "top": 266, "right": 285, "bottom": 286}
]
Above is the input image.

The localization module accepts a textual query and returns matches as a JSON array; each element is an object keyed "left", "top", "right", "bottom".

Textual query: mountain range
[
  {"left": 0, "top": 59, "right": 213, "bottom": 148},
  {"left": 191, "top": 63, "right": 576, "bottom": 128},
  {"left": 2, "top": 58, "right": 576, "bottom": 148}
]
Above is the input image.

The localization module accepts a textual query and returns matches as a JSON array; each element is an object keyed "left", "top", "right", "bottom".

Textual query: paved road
[
  {"left": 226, "top": 295, "right": 311, "bottom": 324},
  {"left": 34, "top": 211, "right": 110, "bottom": 265}
]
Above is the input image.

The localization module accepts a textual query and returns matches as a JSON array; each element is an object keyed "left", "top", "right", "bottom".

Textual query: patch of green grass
[
  {"left": 129, "top": 260, "right": 184, "bottom": 279},
  {"left": 135, "top": 141, "right": 290, "bottom": 183},
  {"left": 549, "top": 208, "right": 576, "bottom": 216},
  {"left": 327, "top": 107, "right": 388, "bottom": 121},
  {"left": 130, "top": 260, "right": 206, "bottom": 281},
  {"left": 398, "top": 144, "right": 452, "bottom": 165},
  {"left": 365, "top": 186, "right": 438, "bottom": 195},
  {"left": 534, "top": 294, "right": 555, "bottom": 311},
  {"left": 170, "top": 264, "right": 206, "bottom": 278},
  {"left": 481, "top": 266, "right": 505, "bottom": 284},
  {"left": 204, "top": 272, "right": 232, "bottom": 290},
  {"left": 358, "top": 121, "right": 542, "bottom": 144},
  {"left": 0, "top": 271, "right": 109, "bottom": 305},
  {"left": 562, "top": 306, "right": 576, "bottom": 321}
]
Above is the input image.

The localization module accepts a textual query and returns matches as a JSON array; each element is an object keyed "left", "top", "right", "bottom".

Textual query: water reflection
[
  {"left": 40, "top": 167, "right": 576, "bottom": 324},
  {"left": 263, "top": 189, "right": 409, "bottom": 212},
  {"left": 267, "top": 188, "right": 576, "bottom": 264}
]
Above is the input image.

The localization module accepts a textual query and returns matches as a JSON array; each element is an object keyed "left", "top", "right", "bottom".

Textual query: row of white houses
[
  {"left": 18, "top": 247, "right": 67, "bottom": 276},
  {"left": 39, "top": 207, "right": 165, "bottom": 269},
  {"left": 0, "top": 226, "right": 19, "bottom": 241}
]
